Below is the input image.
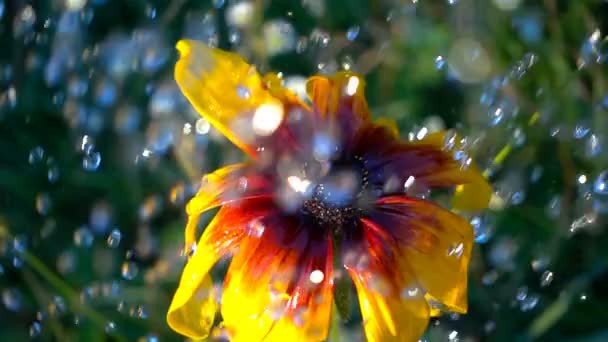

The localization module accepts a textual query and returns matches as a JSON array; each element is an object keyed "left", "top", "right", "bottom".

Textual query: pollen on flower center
[{"left": 301, "top": 156, "right": 369, "bottom": 228}]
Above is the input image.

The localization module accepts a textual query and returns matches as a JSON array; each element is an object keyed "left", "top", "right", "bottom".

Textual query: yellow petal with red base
[
  {"left": 167, "top": 199, "right": 276, "bottom": 339},
  {"left": 306, "top": 72, "right": 371, "bottom": 121},
  {"left": 175, "top": 40, "right": 283, "bottom": 157},
  {"left": 414, "top": 131, "right": 491, "bottom": 211},
  {"left": 221, "top": 217, "right": 333, "bottom": 342},
  {"left": 374, "top": 196, "right": 474, "bottom": 314},
  {"left": 352, "top": 127, "right": 491, "bottom": 211},
  {"left": 346, "top": 219, "right": 430, "bottom": 342},
  {"left": 183, "top": 163, "right": 272, "bottom": 254}
]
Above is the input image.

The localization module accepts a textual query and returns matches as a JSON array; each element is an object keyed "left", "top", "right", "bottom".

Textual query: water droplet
[
  {"left": 482, "top": 270, "right": 499, "bottom": 285},
  {"left": 28, "top": 146, "right": 45, "bottom": 164},
  {"left": 80, "top": 135, "right": 95, "bottom": 153},
  {"left": 401, "top": 286, "right": 421, "bottom": 299},
  {"left": 435, "top": 55, "right": 446, "bottom": 70},
  {"left": 226, "top": 2, "right": 255, "bottom": 29},
  {"left": 57, "top": 250, "right": 76, "bottom": 274},
  {"left": 94, "top": 78, "right": 117, "bottom": 107},
  {"left": 12, "top": 256, "right": 23, "bottom": 268},
  {"left": 540, "top": 270, "right": 554, "bottom": 287},
  {"left": 531, "top": 255, "right": 550, "bottom": 272},
  {"left": 138, "top": 195, "right": 162, "bottom": 221},
  {"left": 228, "top": 28, "right": 241, "bottom": 44},
  {"left": 2, "top": 288, "right": 22, "bottom": 312},
  {"left": 252, "top": 102, "right": 284, "bottom": 136},
  {"left": 520, "top": 294, "right": 539, "bottom": 312},
  {"left": 570, "top": 212, "right": 597, "bottom": 233},
  {"left": 309, "top": 270, "right": 325, "bottom": 284},
  {"left": 246, "top": 219, "right": 265, "bottom": 238},
  {"left": 448, "top": 38, "right": 492, "bottom": 83},
  {"left": 484, "top": 320, "right": 496, "bottom": 333},
  {"left": 545, "top": 195, "right": 561, "bottom": 219},
  {"left": 312, "top": 133, "right": 339, "bottom": 162},
  {"left": 104, "top": 321, "right": 116, "bottom": 334},
  {"left": 13, "top": 5, "right": 36, "bottom": 37},
  {"left": 471, "top": 214, "right": 495, "bottom": 244},
  {"left": 129, "top": 304, "right": 149, "bottom": 319},
  {"left": 585, "top": 134, "right": 603, "bottom": 157},
  {"left": 29, "top": 321, "right": 41, "bottom": 337},
  {"left": 121, "top": 261, "right": 139, "bottom": 280},
  {"left": 346, "top": 26, "right": 360, "bottom": 41},
  {"left": 516, "top": 286, "right": 528, "bottom": 301},
  {"left": 593, "top": 171, "right": 608, "bottom": 195},
  {"left": 73, "top": 226, "right": 94, "bottom": 247},
  {"left": 489, "top": 238, "right": 518, "bottom": 270},
  {"left": 35, "top": 193, "right": 51, "bottom": 215},
  {"left": 107, "top": 229, "right": 121, "bottom": 248},
  {"left": 236, "top": 84, "right": 251, "bottom": 100},
  {"left": 139, "top": 334, "right": 159, "bottom": 342},
  {"left": 47, "top": 165, "right": 60, "bottom": 183},
  {"left": 67, "top": 77, "right": 88, "bottom": 98},
  {"left": 195, "top": 118, "right": 211, "bottom": 134},
  {"left": 579, "top": 29, "right": 606, "bottom": 67},
  {"left": 82, "top": 151, "right": 101, "bottom": 171},
  {"left": 11, "top": 235, "right": 26, "bottom": 254},
  {"left": 573, "top": 123, "right": 591, "bottom": 139},
  {"left": 262, "top": 19, "right": 296, "bottom": 56},
  {"left": 511, "top": 190, "right": 526, "bottom": 205},
  {"left": 447, "top": 242, "right": 464, "bottom": 258}
]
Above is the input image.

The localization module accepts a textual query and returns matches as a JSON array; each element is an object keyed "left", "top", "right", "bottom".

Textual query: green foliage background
[{"left": 1, "top": 0, "right": 608, "bottom": 341}]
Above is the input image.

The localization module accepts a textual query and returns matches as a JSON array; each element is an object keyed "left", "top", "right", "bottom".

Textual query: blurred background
[{"left": 1, "top": 0, "right": 608, "bottom": 341}]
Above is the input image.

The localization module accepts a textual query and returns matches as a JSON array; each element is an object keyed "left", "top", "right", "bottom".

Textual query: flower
[{"left": 166, "top": 39, "right": 491, "bottom": 342}]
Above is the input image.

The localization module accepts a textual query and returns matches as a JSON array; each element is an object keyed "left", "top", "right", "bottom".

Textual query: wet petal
[
  {"left": 417, "top": 131, "right": 491, "bottom": 211},
  {"left": 221, "top": 217, "right": 333, "bottom": 342},
  {"left": 167, "top": 199, "right": 276, "bottom": 339},
  {"left": 355, "top": 129, "right": 491, "bottom": 210},
  {"left": 184, "top": 163, "right": 272, "bottom": 252},
  {"left": 306, "top": 72, "right": 370, "bottom": 143},
  {"left": 372, "top": 196, "right": 474, "bottom": 313},
  {"left": 345, "top": 219, "right": 430, "bottom": 342},
  {"left": 175, "top": 40, "right": 284, "bottom": 156}
]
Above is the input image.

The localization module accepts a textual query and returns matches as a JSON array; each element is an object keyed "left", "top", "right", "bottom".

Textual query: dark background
[{"left": 1, "top": 0, "right": 608, "bottom": 341}]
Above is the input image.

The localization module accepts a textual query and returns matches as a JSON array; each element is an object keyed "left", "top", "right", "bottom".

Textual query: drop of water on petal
[{"left": 246, "top": 219, "right": 265, "bottom": 238}]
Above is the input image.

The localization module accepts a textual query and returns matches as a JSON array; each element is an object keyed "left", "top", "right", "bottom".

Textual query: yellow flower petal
[
  {"left": 184, "top": 163, "right": 272, "bottom": 254},
  {"left": 167, "top": 215, "right": 223, "bottom": 340},
  {"left": 168, "top": 200, "right": 277, "bottom": 339},
  {"left": 306, "top": 71, "right": 370, "bottom": 121},
  {"left": 375, "top": 196, "right": 474, "bottom": 314},
  {"left": 175, "top": 40, "right": 282, "bottom": 156},
  {"left": 414, "top": 131, "right": 492, "bottom": 211},
  {"left": 353, "top": 277, "right": 430, "bottom": 342},
  {"left": 221, "top": 221, "right": 333, "bottom": 342},
  {"left": 345, "top": 221, "right": 430, "bottom": 342}
]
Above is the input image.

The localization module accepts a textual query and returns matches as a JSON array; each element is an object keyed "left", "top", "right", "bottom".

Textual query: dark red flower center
[{"left": 301, "top": 156, "right": 370, "bottom": 229}]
